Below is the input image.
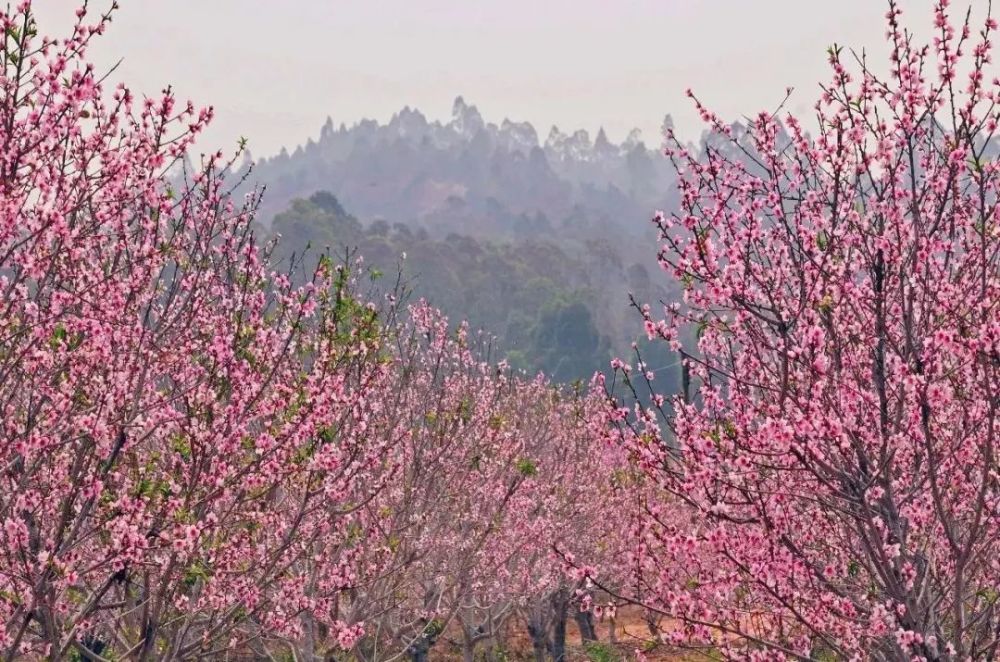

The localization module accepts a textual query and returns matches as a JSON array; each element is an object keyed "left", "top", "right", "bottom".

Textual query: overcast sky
[{"left": 35, "top": 1, "right": 944, "bottom": 157}]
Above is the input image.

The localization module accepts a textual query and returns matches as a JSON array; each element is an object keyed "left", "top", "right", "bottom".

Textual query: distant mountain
[{"left": 238, "top": 97, "right": 681, "bottom": 244}]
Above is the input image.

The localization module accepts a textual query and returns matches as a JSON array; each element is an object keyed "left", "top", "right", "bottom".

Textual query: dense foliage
[{"left": 266, "top": 191, "right": 636, "bottom": 383}]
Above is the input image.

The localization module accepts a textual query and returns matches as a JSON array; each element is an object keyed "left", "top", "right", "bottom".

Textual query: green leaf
[
  {"left": 49, "top": 324, "right": 68, "bottom": 349},
  {"left": 171, "top": 435, "right": 192, "bottom": 462},
  {"left": 318, "top": 426, "right": 337, "bottom": 445},
  {"left": 516, "top": 458, "right": 538, "bottom": 477}
]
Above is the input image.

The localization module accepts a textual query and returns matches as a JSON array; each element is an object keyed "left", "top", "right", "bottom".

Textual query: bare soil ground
[{"left": 433, "top": 606, "right": 701, "bottom": 661}]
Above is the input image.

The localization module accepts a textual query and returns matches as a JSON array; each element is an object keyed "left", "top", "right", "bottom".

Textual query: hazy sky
[{"left": 35, "top": 1, "right": 943, "bottom": 157}]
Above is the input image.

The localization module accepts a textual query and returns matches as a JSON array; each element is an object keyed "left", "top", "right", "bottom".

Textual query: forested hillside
[
  {"left": 242, "top": 97, "right": 679, "bottom": 238},
  {"left": 238, "top": 99, "right": 689, "bottom": 382}
]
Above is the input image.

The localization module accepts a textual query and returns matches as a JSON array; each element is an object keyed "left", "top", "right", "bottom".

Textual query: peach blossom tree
[{"left": 609, "top": 1, "right": 1000, "bottom": 659}]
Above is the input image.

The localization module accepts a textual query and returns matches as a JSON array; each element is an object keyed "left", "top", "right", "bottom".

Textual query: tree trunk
[
  {"left": 526, "top": 612, "right": 549, "bottom": 662},
  {"left": 644, "top": 609, "right": 659, "bottom": 637},
  {"left": 490, "top": 623, "right": 509, "bottom": 662},
  {"left": 550, "top": 589, "right": 569, "bottom": 662},
  {"left": 352, "top": 636, "right": 378, "bottom": 662},
  {"left": 299, "top": 612, "right": 317, "bottom": 661},
  {"left": 408, "top": 637, "right": 430, "bottom": 662},
  {"left": 77, "top": 635, "right": 108, "bottom": 661},
  {"left": 461, "top": 628, "right": 477, "bottom": 662},
  {"left": 574, "top": 607, "right": 597, "bottom": 642},
  {"left": 407, "top": 619, "right": 441, "bottom": 662}
]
